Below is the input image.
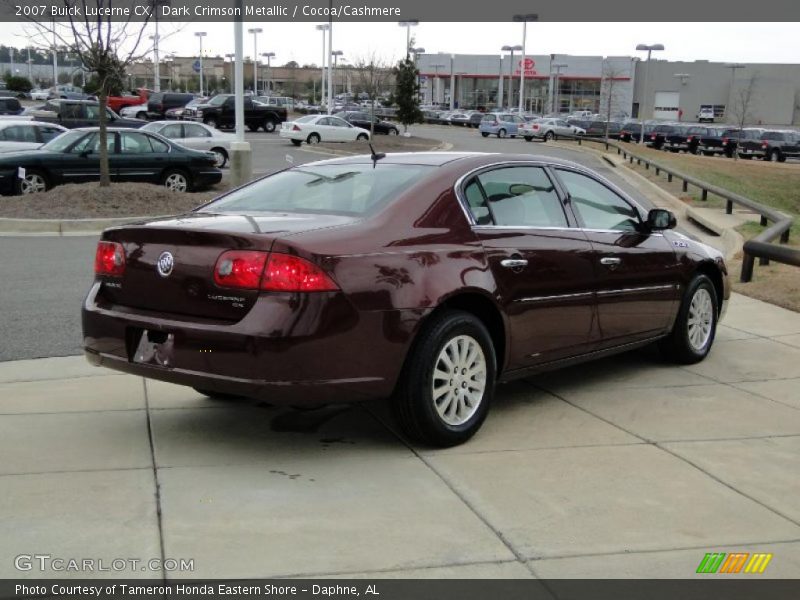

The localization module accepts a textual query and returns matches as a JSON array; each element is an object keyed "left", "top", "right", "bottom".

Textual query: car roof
[{"left": 307, "top": 151, "right": 597, "bottom": 170}]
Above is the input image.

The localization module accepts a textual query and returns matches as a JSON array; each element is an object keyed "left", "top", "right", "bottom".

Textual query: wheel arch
[{"left": 694, "top": 260, "right": 725, "bottom": 315}]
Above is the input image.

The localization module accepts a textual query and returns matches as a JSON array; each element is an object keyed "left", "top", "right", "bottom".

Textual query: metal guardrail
[{"left": 567, "top": 135, "right": 798, "bottom": 282}]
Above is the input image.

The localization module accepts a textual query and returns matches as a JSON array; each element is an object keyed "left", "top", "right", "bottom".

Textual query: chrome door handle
[
  {"left": 600, "top": 257, "right": 622, "bottom": 266},
  {"left": 501, "top": 259, "right": 528, "bottom": 268}
]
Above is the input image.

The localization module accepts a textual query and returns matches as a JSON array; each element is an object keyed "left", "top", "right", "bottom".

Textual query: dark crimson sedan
[{"left": 82, "top": 152, "right": 729, "bottom": 446}]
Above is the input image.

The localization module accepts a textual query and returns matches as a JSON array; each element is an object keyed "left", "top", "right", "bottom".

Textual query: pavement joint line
[
  {"left": 726, "top": 383, "right": 800, "bottom": 413},
  {"left": 654, "top": 442, "right": 800, "bottom": 529},
  {"left": 524, "top": 537, "right": 800, "bottom": 563},
  {"left": 649, "top": 432, "right": 800, "bottom": 445},
  {"left": 218, "top": 558, "right": 525, "bottom": 581},
  {"left": 143, "top": 378, "right": 168, "bottom": 584},
  {"left": 417, "top": 441, "right": 648, "bottom": 457},
  {"left": 0, "top": 466, "right": 152, "bottom": 478},
  {"left": 362, "top": 403, "right": 540, "bottom": 578}
]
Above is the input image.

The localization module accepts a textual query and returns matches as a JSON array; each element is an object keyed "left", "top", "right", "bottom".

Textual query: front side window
[
  {"left": 475, "top": 166, "right": 568, "bottom": 228},
  {"left": 38, "top": 126, "right": 64, "bottom": 142},
  {"left": 2, "top": 125, "right": 37, "bottom": 142},
  {"left": 556, "top": 169, "right": 640, "bottom": 232}
]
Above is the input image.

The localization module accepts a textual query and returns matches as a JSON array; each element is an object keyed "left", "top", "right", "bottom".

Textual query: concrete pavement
[{"left": 1, "top": 293, "right": 799, "bottom": 579}]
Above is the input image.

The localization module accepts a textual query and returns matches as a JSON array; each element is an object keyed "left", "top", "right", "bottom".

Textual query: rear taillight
[
  {"left": 213, "top": 250, "right": 268, "bottom": 290},
  {"left": 722, "top": 138, "right": 728, "bottom": 144},
  {"left": 213, "top": 251, "right": 339, "bottom": 292},
  {"left": 292, "top": 124, "right": 301, "bottom": 131},
  {"left": 687, "top": 136, "right": 693, "bottom": 142},
  {"left": 650, "top": 134, "right": 657, "bottom": 140},
  {"left": 761, "top": 141, "right": 768, "bottom": 148},
  {"left": 262, "top": 253, "right": 339, "bottom": 292},
  {"left": 94, "top": 241, "right": 126, "bottom": 277}
]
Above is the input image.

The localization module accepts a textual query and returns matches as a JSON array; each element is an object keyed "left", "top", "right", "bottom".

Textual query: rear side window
[
  {"left": 475, "top": 166, "right": 567, "bottom": 228},
  {"left": 463, "top": 179, "right": 492, "bottom": 225}
]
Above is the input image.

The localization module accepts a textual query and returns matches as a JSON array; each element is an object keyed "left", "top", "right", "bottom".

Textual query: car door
[
  {"left": 58, "top": 131, "right": 110, "bottom": 183},
  {"left": 327, "top": 116, "right": 354, "bottom": 141},
  {"left": 464, "top": 164, "right": 598, "bottom": 369},
  {"left": 181, "top": 123, "right": 214, "bottom": 151},
  {"left": 553, "top": 167, "right": 682, "bottom": 346},
  {"left": 116, "top": 131, "right": 168, "bottom": 183},
  {"left": 59, "top": 102, "right": 85, "bottom": 128}
]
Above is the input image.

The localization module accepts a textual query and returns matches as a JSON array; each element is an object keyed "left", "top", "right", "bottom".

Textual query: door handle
[
  {"left": 500, "top": 258, "right": 528, "bottom": 269},
  {"left": 600, "top": 257, "right": 622, "bottom": 267}
]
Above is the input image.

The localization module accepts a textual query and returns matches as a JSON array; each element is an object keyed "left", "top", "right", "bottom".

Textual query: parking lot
[{"left": 2, "top": 122, "right": 799, "bottom": 580}]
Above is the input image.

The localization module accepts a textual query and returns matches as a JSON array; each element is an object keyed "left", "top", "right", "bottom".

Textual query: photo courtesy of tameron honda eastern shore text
[{"left": 82, "top": 152, "right": 730, "bottom": 447}]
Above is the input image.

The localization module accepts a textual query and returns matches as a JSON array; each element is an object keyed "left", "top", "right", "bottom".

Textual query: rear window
[
  {"left": 481, "top": 114, "right": 497, "bottom": 121},
  {"left": 201, "top": 164, "right": 435, "bottom": 217}
]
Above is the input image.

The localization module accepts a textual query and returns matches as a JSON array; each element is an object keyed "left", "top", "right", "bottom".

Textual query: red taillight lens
[
  {"left": 261, "top": 253, "right": 339, "bottom": 292},
  {"left": 722, "top": 138, "right": 728, "bottom": 143},
  {"left": 292, "top": 124, "right": 301, "bottom": 131},
  {"left": 761, "top": 141, "right": 768, "bottom": 148},
  {"left": 94, "top": 241, "right": 125, "bottom": 277},
  {"left": 212, "top": 251, "right": 338, "bottom": 292},
  {"left": 650, "top": 134, "right": 657, "bottom": 140},
  {"left": 213, "top": 250, "right": 268, "bottom": 290},
  {"left": 687, "top": 136, "right": 693, "bottom": 141}
]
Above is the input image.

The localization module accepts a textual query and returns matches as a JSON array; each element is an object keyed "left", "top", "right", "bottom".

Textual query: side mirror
[{"left": 646, "top": 208, "right": 677, "bottom": 231}]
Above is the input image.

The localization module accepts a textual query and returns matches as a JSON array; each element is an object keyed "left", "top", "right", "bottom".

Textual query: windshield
[
  {"left": 200, "top": 164, "right": 434, "bottom": 217},
  {"left": 207, "top": 95, "right": 229, "bottom": 106},
  {"left": 41, "top": 130, "right": 87, "bottom": 152}
]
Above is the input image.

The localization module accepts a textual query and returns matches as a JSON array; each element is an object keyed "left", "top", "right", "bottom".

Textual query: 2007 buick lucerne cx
[{"left": 82, "top": 152, "right": 729, "bottom": 446}]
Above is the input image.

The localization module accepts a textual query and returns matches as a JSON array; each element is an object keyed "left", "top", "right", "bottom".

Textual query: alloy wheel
[
  {"left": 687, "top": 288, "right": 714, "bottom": 352},
  {"left": 431, "top": 335, "right": 487, "bottom": 426},
  {"left": 20, "top": 174, "right": 46, "bottom": 195},
  {"left": 164, "top": 173, "right": 188, "bottom": 192}
]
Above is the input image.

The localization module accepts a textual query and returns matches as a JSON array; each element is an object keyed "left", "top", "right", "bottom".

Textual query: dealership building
[{"left": 416, "top": 53, "right": 800, "bottom": 125}]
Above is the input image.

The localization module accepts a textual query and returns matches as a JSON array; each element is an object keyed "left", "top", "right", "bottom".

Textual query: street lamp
[
  {"left": 148, "top": 34, "right": 161, "bottom": 91},
  {"left": 316, "top": 24, "right": 329, "bottom": 108},
  {"left": 635, "top": 43, "right": 665, "bottom": 143},
  {"left": 331, "top": 50, "right": 343, "bottom": 98},
  {"left": 248, "top": 27, "right": 262, "bottom": 93},
  {"left": 551, "top": 62, "right": 567, "bottom": 115},
  {"left": 261, "top": 52, "right": 275, "bottom": 94},
  {"left": 225, "top": 53, "right": 236, "bottom": 93},
  {"left": 501, "top": 45, "right": 522, "bottom": 110},
  {"left": 195, "top": 31, "right": 207, "bottom": 96},
  {"left": 725, "top": 63, "right": 745, "bottom": 123},
  {"left": 398, "top": 20, "right": 419, "bottom": 58},
  {"left": 513, "top": 13, "right": 538, "bottom": 113}
]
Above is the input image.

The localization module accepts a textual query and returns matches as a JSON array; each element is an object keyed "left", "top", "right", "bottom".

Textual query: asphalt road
[{"left": 0, "top": 126, "right": 649, "bottom": 362}]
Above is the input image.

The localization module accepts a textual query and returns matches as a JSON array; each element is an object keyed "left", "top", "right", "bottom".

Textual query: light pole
[
  {"left": 725, "top": 63, "right": 745, "bottom": 123},
  {"left": 513, "top": 13, "right": 538, "bottom": 114},
  {"left": 673, "top": 73, "right": 691, "bottom": 121},
  {"left": 248, "top": 28, "right": 262, "bottom": 93},
  {"left": 430, "top": 63, "right": 445, "bottom": 106},
  {"left": 165, "top": 54, "right": 175, "bottom": 90},
  {"left": 635, "top": 43, "right": 664, "bottom": 143},
  {"left": 148, "top": 34, "right": 160, "bottom": 91},
  {"left": 261, "top": 52, "right": 275, "bottom": 94},
  {"left": 501, "top": 45, "right": 521, "bottom": 110},
  {"left": 331, "top": 50, "right": 343, "bottom": 98},
  {"left": 195, "top": 31, "right": 207, "bottom": 96},
  {"left": 26, "top": 47, "right": 32, "bottom": 83},
  {"left": 409, "top": 47, "right": 425, "bottom": 103},
  {"left": 9, "top": 48, "right": 14, "bottom": 76},
  {"left": 316, "top": 24, "right": 329, "bottom": 108},
  {"left": 225, "top": 53, "right": 236, "bottom": 93},
  {"left": 551, "top": 63, "right": 567, "bottom": 115},
  {"left": 398, "top": 20, "right": 419, "bottom": 58}
]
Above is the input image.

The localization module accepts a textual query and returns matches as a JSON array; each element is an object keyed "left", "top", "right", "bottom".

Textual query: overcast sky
[{"left": 5, "top": 21, "right": 800, "bottom": 66}]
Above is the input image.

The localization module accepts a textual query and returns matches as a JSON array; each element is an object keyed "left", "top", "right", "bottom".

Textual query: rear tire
[
  {"left": 658, "top": 274, "right": 718, "bottom": 364},
  {"left": 497, "top": 128, "right": 507, "bottom": 138},
  {"left": 356, "top": 133, "right": 369, "bottom": 141},
  {"left": 210, "top": 147, "right": 228, "bottom": 168},
  {"left": 481, "top": 132, "right": 489, "bottom": 138},
  {"left": 392, "top": 310, "right": 496, "bottom": 447},
  {"left": 263, "top": 119, "right": 277, "bottom": 133},
  {"left": 290, "top": 139, "right": 302, "bottom": 146},
  {"left": 203, "top": 117, "right": 218, "bottom": 129},
  {"left": 524, "top": 136, "right": 533, "bottom": 142},
  {"left": 544, "top": 131, "right": 554, "bottom": 141},
  {"left": 307, "top": 132, "right": 321, "bottom": 144},
  {"left": 15, "top": 169, "right": 49, "bottom": 195}
]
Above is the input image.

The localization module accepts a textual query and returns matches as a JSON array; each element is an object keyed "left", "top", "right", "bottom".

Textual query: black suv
[
  {"left": 749, "top": 130, "right": 800, "bottom": 162},
  {"left": 31, "top": 99, "right": 143, "bottom": 129},
  {"left": 147, "top": 92, "right": 197, "bottom": 120},
  {"left": 336, "top": 111, "right": 400, "bottom": 135},
  {"left": 732, "top": 129, "right": 770, "bottom": 160},
  {"left": 646, "top": 124, "right": 680, "bottom": 150},
  {"left": 686, "top": 127, "right": 727, "bottom": 155}
]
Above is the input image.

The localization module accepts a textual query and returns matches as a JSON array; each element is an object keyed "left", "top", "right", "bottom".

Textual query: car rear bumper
[{"left": 82, "top": 283, "right": 422, "bottom": 406}]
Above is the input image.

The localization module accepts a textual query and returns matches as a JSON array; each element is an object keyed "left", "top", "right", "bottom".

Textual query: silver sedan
[{"left": 141, "top": 121, "right": 236, "bottom": 168}]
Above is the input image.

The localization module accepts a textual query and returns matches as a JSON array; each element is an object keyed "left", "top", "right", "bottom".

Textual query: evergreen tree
[{"left": 394, "top": 57, "right": 423, "bottom": 133}]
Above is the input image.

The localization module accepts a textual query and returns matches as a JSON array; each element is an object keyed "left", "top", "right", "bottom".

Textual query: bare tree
[
  {"left": 23, "top": 1, "right": 160, "bottom": 186},
  {"left": 599, "top": 63, "right": 627, "bottom": 142},
  {"left": 352, "top": 53, "right": 393, "bottom": 137},
  {"left": 727, "top": 73, "right": 760, "bottom": 160}
]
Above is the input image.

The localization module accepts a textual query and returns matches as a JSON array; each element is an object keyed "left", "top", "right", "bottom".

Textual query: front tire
[
  {"left": 392, "top": 310, "right": 496, "bottom": 447},
  {"left": 544, "top": 131, "right": 554, "bottom": 141},
  {"left": 497, "top": 128, "right": 507, "bottom": 139},
  {"left": 136, "top": 111, "right": 147, "bottom": 120},
  {"left": 162, "top": 169, "right": 191, "bottom": 193},
  {"left": 203, "top": 117, "right": 218, "bottom": 129},
  {"left": 356, "top": 133, "right": 369, "bottom": 141},
  {"left": 659, "top": 274, "right": 718, "bottom": 364},
  {"left": 307, "top": 132, "right": 321, "bottom": 144},
  {"left": 290, "top": 139, "right": 302, "bottom": 146},
  {"left": 388, "top": 128, "right": 399, "bottom": 136},
  {"left": 210, "top": 147, "right": 228, "bottom": 168}
]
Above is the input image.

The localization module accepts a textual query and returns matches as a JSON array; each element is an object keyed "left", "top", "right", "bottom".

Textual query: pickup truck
[
  {"left": 106, "top": 88, "right": 151, "bottom": 114},
  {"left": 191, "top": 94, "right": 287, "bottom": 132},
  {"left": 29, "top": 99, "right": 144, "bottom": 129},
  {"left": 739, "top": 129, "right": 800, "bottom": 162}
]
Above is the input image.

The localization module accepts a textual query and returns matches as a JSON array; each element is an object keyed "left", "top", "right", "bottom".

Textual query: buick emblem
[{"left": 156, "top": 251, "right": 174, "bottom": 278}]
